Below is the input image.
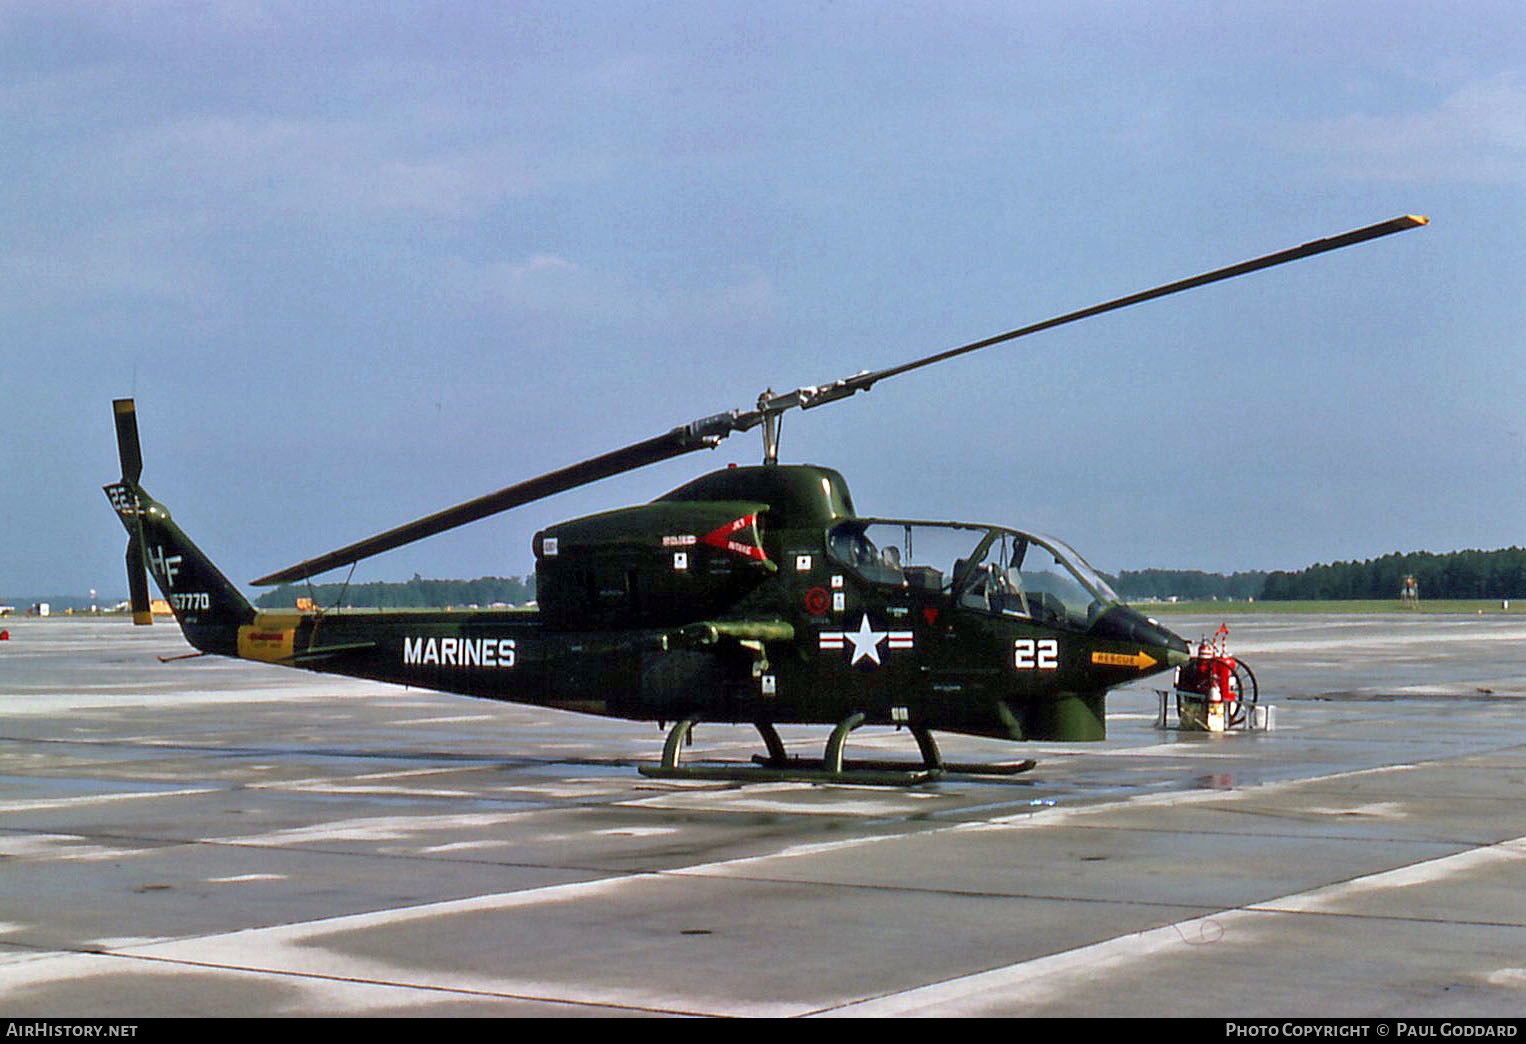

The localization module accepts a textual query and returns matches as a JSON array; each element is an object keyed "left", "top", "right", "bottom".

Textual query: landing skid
[
  {"left": 750, "top": 756, "right": 1038, "bottom": 778},
  {"left": 637, "top": 717, "right": 1037, "bottom": 786}
]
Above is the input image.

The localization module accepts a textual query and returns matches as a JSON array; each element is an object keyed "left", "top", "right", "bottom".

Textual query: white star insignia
[{"left": 845, "top": 613, "right": 887, "bottom": 666}]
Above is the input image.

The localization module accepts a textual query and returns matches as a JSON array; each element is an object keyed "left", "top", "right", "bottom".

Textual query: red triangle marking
[{"left": 700, "top": 514, "right": 768, "bottom": 562}]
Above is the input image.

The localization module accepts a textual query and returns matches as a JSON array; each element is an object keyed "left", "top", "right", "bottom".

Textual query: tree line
[
  {"left": 1258, "top": 548, "right": 1526, "bottom": 601},
  {"left": 1108, "top": 548, "right": 1526, "bottom": 602}
]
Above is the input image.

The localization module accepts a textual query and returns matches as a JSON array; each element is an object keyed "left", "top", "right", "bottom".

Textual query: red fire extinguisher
[{"left": 1176, "top": 624, "right": 1257, "bottom": 726}]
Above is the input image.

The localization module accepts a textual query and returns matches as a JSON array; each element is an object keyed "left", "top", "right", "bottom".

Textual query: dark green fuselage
[{"left": 110, "top": 464, "right": 1189, "bottom": 744}]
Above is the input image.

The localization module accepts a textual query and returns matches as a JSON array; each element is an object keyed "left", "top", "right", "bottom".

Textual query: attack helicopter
[{"left": 106, "top": 215, "right": 1426, "bottom": 783}]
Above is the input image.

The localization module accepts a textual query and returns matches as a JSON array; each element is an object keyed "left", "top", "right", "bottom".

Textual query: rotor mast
[{"left": 760, "top": 390, "right": 784, "bottom": 465}]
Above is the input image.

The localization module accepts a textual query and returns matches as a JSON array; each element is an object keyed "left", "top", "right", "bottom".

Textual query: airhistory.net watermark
[{"left": 4, "top": 1025, "right": 138, "bottom": 1038}]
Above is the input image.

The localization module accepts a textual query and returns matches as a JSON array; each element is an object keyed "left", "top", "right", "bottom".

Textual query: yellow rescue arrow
[{"left": 1091, "top": 650, "right": 1158, "bottom": 671}]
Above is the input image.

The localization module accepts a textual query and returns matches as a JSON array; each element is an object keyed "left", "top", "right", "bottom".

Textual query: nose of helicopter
[
  {"left": 1158, "top": 622, "right": 1192, "bottom": 668},
  {"left": 1093, "top": 604, "right": 1192, "bottom": 672}
]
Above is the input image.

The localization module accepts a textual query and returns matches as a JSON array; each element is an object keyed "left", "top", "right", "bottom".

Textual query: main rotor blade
[
  {"left": 254, "top": 425, "right": 721, "bottom": 586},
  {"left": 761, "top": 215, "right": 1430, "bottom": 412},
  {"left": 253, "top": 214, "right": 1426, "bottom": 585}
]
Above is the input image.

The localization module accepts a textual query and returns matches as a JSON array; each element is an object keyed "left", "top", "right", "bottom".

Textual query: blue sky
[{"left": 3, "top": 2, "right": 1523, "bottom": 598}]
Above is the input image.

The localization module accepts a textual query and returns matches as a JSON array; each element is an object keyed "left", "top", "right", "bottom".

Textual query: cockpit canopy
[{"left": 826, "top": 520, "right": 1122, "bottom": 630}]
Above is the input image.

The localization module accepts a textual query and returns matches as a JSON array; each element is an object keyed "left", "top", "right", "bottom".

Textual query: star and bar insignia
[{"left": 819, "top": 614, "right": 914, "bottom": 666}]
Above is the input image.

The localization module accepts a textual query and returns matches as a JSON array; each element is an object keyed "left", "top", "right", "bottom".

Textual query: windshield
[{"left": 827, "top": 520, "right": 1120, "bottom": 629}]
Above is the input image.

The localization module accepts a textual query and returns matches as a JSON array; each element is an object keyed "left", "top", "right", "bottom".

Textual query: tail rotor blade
[
  {"left": 113, "top": 399, "right": 143, "bottom": 483},
  {"left": 126, "top": 532, "right": 152, "bottom": 626},
  {"left": 111, "top": 399, "right": 151, "bottom": 623}
]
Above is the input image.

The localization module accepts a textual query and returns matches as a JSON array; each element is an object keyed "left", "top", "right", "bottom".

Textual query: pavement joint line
[
  {"left": 962, "top": 750, "right": 1518, "bottom": 831},
  {"left": 0, "top": 787, "right": 221, "bottom": 813},
  {"left": 242, "top": 765, "right": 500, "bottom": 789},
  {"left": 806, "top": 831, "right": 1526, "bottom": 1017},
  {"left": 67, "top": 949, "right": 726, "bottom": 1017}
]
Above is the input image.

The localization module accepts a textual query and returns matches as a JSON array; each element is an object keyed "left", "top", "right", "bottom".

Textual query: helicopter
[{"left": 105, "top": 215, "right": 1426, "bottom": 783}]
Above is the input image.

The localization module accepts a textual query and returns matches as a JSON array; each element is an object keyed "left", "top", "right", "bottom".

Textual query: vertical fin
[{"left": 104, "top": 400, "right": 255, "bottom": 653}]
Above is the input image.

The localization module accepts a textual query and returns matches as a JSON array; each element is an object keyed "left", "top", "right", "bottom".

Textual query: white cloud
[
  {"left": 111, "top": 113, "right": 572, "bottom": 219},
  {"left": 1282, "top": 72, "right": 1526, "bottom": 184},
  {"left": 431, "top": 252, "right": 776, "bottom": 330},
  {"left": 507, "top": 254, "right": 577, "bottom": 280},
  {"left": 0, "top": 209, "right": 225, "bottom": 314}
]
